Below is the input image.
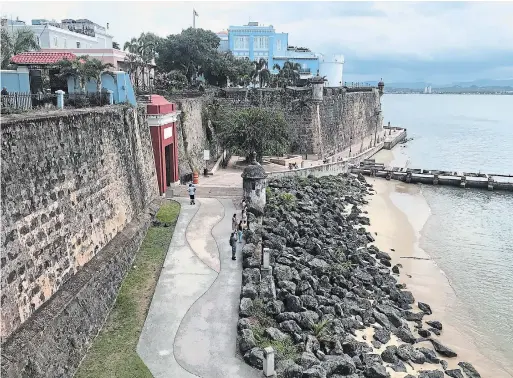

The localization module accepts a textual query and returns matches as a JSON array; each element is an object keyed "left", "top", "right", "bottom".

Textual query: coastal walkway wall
[
  {"left": 1, "top": 105, "right": 159, "bottom": 376},
  {"left": 267, "top": 142, "right": 384, "bottom": 179},
  {"left": 216, "top": 87, "right": 383, "bottom": 159}
]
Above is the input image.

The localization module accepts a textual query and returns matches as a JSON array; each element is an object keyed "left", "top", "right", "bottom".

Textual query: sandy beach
[{"left": 359, "top": 149, "right": 513, "bottom": 377}]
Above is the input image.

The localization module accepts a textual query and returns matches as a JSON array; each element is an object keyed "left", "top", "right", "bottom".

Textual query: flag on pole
[{"left": 194, "top": 9, "right": 199, "bottom": 17}]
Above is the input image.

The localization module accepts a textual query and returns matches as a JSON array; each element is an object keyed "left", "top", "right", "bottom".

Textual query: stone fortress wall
[
  {"left": 213, "top": 86, "right": 383, "bottom": 159},
  {"left": 1, "top": 106, "right": 159, "bottom": 340},
  {"left": 164, "top": 85, "right": 383, "bottom": 182}
]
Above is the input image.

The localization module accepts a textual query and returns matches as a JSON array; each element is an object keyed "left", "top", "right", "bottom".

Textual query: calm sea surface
[{"left": 381, "top": 94, "right": 513, "bottom": 369}]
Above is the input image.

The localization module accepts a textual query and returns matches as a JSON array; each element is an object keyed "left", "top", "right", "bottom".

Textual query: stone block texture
[
  {"left": 214, "top": 87, "right": 382, "bottom": 157},
  {"left": 1, "top": 106, "right": 159, "bottom": 339},
  {"left": 1, "top": 200, "right": 160, "bottom": 378}
]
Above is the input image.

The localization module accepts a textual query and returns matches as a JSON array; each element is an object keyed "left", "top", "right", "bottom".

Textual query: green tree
[
  {"left": 251, "top": 58, "right": 271, "bottom": 88},
  {"left": 84, "top": 58, "right": 116, "bottom": 94},
  {"left": 54, "top": 56, "right": 114, "bottom": 94},
  {"left": 156, "top": 27, "right": 220, "bottom": 84},
  {"left": 54, "top": 56, "right": 90, "bottom": 93},
  {"left": 1, "top": 27, "right": 40, "bottom": 69},
  {"left": 212, "top": 107, "right": 290, "bottom": 162},
  {"left": 272, "top": 61, "right": 301, "bottom": 87},
  {"left": 112, "top": 41, "right": 120, "bottom": 49}
]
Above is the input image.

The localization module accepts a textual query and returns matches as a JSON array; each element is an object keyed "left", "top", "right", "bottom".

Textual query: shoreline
[{"left": 364, "top": 149, "right": 513, "bottom": 377}]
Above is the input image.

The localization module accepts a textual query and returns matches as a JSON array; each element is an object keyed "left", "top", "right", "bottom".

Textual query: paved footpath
[{"left": 137, "top": 197, "right": 261, "bottom": 378}]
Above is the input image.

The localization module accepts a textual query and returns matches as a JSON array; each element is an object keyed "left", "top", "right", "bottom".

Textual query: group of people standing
[{"left": 229, "top": 199, "right": 249, "bottom": 261}]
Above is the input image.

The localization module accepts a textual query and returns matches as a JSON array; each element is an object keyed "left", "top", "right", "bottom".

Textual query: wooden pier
[{"left": 351, "top": 159, "right": 513, "bottom": 192}]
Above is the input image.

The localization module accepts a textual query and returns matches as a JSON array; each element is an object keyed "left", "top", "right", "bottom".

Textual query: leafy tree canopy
[
  {"left": 156, "top": 27, "right": 220, "bottom": 84},
  {"left": 211, "top": 107, "right": 290, "bottom": 162},
  {"left": 1, "top": 27, "right": 40, "bottom": 69}
]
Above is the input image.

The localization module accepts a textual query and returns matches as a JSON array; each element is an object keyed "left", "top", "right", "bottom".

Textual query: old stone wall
[
  {"left": 170, "top": 94, "right": 223, "bottom": 181},
  {"left": 214, "top": 87, "right": 382, "bottom": 158},
  {"left": 319, "top": 88, "right": 382, "bottom": 158},
  {"left": 0, "top": 200, "right": 160, "bottom": 378},
  {"left": 0, "top": 105, "right": 159, "bottom": 339}
]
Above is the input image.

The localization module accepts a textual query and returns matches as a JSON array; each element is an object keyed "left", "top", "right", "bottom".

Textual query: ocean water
[{"left": 381, "top": 94, "right": 513, "bottom": 371}]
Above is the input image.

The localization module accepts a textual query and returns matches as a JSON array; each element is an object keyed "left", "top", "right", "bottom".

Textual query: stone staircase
[{"left": 166, "top": 185, "right": 243, "bottom": 199}]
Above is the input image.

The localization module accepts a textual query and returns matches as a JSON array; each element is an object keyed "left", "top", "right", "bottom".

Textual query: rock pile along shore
[{"left": 237, "top": 174, "right": 483, "bottom": 378}]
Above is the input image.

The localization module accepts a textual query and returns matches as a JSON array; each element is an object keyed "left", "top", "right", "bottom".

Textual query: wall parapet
[{"left": 266, "top": 143, "right": 383, "bottom": 179}]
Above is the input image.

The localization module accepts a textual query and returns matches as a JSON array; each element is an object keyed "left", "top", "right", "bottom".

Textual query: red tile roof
[{"left": 11, "top": 52, "right": 77, "bottom": 65}]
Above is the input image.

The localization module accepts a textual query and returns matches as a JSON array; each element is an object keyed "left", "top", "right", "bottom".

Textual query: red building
[{"left": 146, "top": 95, "right": 180, "bottom": 194}]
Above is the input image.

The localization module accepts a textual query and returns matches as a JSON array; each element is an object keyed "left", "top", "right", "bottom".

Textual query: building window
[
  {"left": 234, "top": 36, "right": 249, "bottom": 50},
  {"left": 76, "top": 42, "right": 81, "bottom": 48},
  {"left": 254, "top": 36, "right": 268, "bottom": 50},
  {"left": 36, "top": 36, "right": 40, "bottom": 46},
  {"left": 53, "top": 37, "right": 58, "bottom": 47},
  {"left": 277, "top": 39, "right": 282, "bottom": 51}
]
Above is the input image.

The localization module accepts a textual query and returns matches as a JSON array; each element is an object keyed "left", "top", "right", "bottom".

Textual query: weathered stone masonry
[
  {"left": 215, "top": 87, "right": 383, "bottom": 158},
  {"left": 1, "top": 106, "right": 158, "bottom": 339}
]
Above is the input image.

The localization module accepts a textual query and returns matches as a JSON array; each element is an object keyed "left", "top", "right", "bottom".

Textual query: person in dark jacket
[{"left": 229, "top": 232, "right": 237, "bottom": 260}]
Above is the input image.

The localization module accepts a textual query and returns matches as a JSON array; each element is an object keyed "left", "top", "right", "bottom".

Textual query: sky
[{"left": 2, "top": 1, "right": 513, "bottom": 84}]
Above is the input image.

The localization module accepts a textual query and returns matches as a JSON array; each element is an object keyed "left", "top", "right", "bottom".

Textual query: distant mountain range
[{"left": 385, "top": 79, "right": 513, "bottom": 89}]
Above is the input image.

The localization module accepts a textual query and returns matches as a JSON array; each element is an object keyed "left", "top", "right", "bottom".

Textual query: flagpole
[{"left": 193, "top": 9, "right": 195, "bottom": 28}]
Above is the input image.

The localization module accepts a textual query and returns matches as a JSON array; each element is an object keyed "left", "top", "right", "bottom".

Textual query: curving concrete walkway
[{"left": 137, "top": 198, "right": 261, "bottom": 378}]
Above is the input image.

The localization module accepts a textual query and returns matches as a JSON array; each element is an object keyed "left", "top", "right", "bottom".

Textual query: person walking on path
[
  {"left": 237, "top": 220, "right": 244, "bottom": 243},
  {"left": 188, "top": 183, "right": 196, "bottom": 205},
  {"left": 230, "top": 232, "right": 237, "bottom": 260},
  {"left": 242, "top": 210, "right": 248, "bottom": 228},
  {"left": 232, "top": 213, "right": 238, "bottom": 233}
]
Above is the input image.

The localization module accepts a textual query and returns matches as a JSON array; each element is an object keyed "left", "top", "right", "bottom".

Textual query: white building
[
  {"left": 318, "top": 54, "right": 345, "bottom": 87},
  {"left": 2, "top": 18, "right": 113, "bottom": 50}
]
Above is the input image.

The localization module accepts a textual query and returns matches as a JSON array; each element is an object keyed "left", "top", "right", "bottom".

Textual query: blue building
[{"left": 225, "top": 22, "right": 343, "bottom": 85}]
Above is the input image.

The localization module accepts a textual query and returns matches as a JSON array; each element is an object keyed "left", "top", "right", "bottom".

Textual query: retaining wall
[
  {"left": 267, "top": 143, "right": 383, "bottom": 179},
  {"left": 1, "top": 106, "right": 159, "bottom": 339}
]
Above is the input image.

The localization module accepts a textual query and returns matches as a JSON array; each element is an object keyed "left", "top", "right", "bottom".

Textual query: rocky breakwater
[{"left": 237, "top": 174, "right": 483, "bottom": 378}]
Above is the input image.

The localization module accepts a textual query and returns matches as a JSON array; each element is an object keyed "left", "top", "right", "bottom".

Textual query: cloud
[{"left": 2, "top": 1, "right": 512, "bottom": 82}]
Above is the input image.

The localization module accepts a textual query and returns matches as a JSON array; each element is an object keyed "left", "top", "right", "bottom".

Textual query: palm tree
[
  {"left": 84, "top": 58, "right": 116, "bottom": 94},
  {"left": 123, "top": 38, "right": 142, "bottom": 87},
  {"left": 251, "top": 58, "right": 269, "bottom": 88},
  {"left": 1, "top": 27, "right": 40, "bottom": 69},
  {"left": 54, "top": 56, "right": 89, "bottom": 93},
  {"left": 280, "top": 61, "right": 301, "bottom": 87}
]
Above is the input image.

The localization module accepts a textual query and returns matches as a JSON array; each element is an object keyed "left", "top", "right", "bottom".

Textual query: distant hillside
[{"left": 386, "top": 78, "right": 513, "bottom": 90}]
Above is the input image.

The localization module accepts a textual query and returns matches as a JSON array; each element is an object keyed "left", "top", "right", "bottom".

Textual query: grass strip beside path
[{"left": 75, "top": 200, "right": 181, "bottom": 378}]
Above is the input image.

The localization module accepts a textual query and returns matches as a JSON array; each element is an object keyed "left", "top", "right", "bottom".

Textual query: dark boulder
[
  {"left": 418, "top": 328, "right": 431, "bottom": 338},
  {"left": 381, "top": 346, "right": 398, "bottom": 364},
  {"left": 373, "top": 328, "right": 391, "bottom": 344},
  {"left": 280, "top": 320, "right": 302, "bottom": 333},
  {"left": 445, "top": 369, "right": 464, "bottom": 378},
  {"left": 297, "top": 352, "right": 321, "bottom": 370},
  {"left": 418, "top": 370, "right": 444, "bottom": 378},
  {"left": 239, "top": 329, "right": 257, "bottom": 354},
  {"left": 428, "top": 327, "right": 441, "bottom": 336},
  {"left": 430, "top": 339, "right": 457, "bottom": 357},
  {"left": 302, "top": 365, "right": 327, "bottom": 378},
  {"left": 458, "top": 362, "right": 481, "bottom": 378},
  {"left": 426, "top": 320, "right": 443, "bottom": 330},
  {"left": 418, "top": 302, "right": 432, "bottom": 315},
  {"left": 285, "top": 295, "right": 304, "bottom": 312},
  {"left": 239, "top": 297, "right": 253, "bottom": 317},
  {"left": 364, "top": 363, "right": 390, "bottom": 378},
  {"left": 244, "top": 347, "right": 265, "bottom": 369},
  {"left": 417, "top": 347, "right": 439, "bottom": 363},
  {"left": 389, "top": 360, "right": 407, "bottom": 372},
  {"left": 320, "top": 354, "right": 356, "bottom": 375},
  {"left": 393, "top": 326, "right": 416, "bottom": 344},
  {"left": 265, "top": 327, "right": 288, "bottom": 341}
]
